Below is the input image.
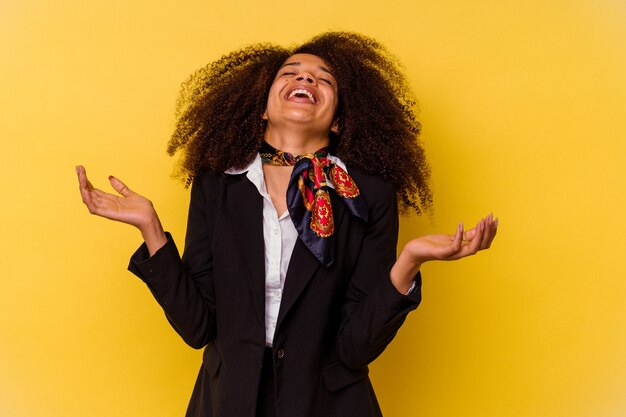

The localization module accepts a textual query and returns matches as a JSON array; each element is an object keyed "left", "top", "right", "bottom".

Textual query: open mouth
[{"left": 287, "top": 88, "right": 317, "bottom": 104}]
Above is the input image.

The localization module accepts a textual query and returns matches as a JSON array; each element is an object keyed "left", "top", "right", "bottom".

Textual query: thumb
[
  {"left": 108, "top": 175, "right": 132, "bottom": 197},
  {"left": 464, "top": 228, "right": 477, "bottom": 240}
]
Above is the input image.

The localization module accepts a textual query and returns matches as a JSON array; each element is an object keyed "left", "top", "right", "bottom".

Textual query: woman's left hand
[
  {"left": 404, "top": 213, "right": 498, "bottom": 264},
  {"left": 390, "top": 213, "right": 498, "bottom": 293}
]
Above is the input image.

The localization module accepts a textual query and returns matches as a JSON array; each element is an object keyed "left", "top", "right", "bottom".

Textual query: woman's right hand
[{"left": 76, "top": 165, "right": 167, "bottom": 255}]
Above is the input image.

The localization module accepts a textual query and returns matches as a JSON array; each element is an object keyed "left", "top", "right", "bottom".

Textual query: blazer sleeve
[
  {"left": 127, "top": 173, "right": 217, "bottom": 349},
  {"left": 336, "top": 178, "right": 422, "bottom": 370}
]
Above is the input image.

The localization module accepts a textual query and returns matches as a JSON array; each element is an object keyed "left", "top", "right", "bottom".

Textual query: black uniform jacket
[{"left": 128, "top": 167, "right": 422, "bottom": 417}]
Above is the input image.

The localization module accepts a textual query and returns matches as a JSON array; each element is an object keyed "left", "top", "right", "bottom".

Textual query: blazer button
[{"left": 276, "top": 348, "right": 285, "bottom": 359}]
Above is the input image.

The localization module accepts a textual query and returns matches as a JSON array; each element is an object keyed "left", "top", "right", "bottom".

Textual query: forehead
[{"left": 279, "top": 53, "right": 334, "bottom": 74}]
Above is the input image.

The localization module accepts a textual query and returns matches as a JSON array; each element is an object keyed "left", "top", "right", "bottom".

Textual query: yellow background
[{"left": 1, "top": 0, "right": 625, "bottom": 416}]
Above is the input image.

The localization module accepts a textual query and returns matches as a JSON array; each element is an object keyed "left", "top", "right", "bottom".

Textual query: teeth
[{"left": 288, "top": 88, "right": 316, "bottom": 103}]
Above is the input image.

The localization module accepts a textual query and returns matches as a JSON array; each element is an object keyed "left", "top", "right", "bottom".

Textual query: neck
[{"left": 264, "top": 123, "right": 330, "bottom": 155}]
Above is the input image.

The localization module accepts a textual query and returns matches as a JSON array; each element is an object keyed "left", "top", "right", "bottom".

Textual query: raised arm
[
  {"left": 78, "top": 165, "right": 217, "bottom": 348},
  {"left": 336, "top": 177, "right": 498, "bottom": 370}
]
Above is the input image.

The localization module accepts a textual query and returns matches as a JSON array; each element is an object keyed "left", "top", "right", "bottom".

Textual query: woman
[{"left": 77, "top": 32, "right": 497, "bottom": 417}]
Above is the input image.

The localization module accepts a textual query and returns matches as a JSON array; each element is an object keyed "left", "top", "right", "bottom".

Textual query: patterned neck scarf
[{"left": 260, "top": 142, "right": 368, "bottom": 267}]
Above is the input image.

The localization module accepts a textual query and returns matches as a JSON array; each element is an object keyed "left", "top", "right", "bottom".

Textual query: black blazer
[{"left": 129, "top": 167, "right": 422, "bottom": 417}]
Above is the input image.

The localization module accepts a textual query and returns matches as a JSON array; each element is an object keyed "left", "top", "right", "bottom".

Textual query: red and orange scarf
[{"left": 260, "top": 142, "right": 368, "bottom": 267}]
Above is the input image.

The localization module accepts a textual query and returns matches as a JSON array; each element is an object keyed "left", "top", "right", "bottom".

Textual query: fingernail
[{"left": 108, "top": 175, "right": 114, "bottom": 180}]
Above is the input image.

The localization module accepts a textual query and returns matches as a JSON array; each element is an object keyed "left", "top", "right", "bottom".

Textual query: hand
[
  {"left": 390, "top": 214, "right": 498, "bottom": 293},
  {"left": 403, "top": 213, "right": 498, "bottom": 265},
  {"left": 76, "top": 165, "right": 167, "bottom": 254}
]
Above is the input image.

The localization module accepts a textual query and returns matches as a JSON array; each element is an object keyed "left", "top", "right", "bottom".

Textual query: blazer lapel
[
  {"left": 277, "top": 190, "right": 347, "bottom": 328},
  {"left": 226, "top": 175, "right": 266, "bottom": 328}
]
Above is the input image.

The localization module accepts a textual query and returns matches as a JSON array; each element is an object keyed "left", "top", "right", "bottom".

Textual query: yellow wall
[{"left": 1, "top": 1, "right": 624, "bottom": 416}]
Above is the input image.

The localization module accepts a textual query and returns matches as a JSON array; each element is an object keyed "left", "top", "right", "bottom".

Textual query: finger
[
  {"left": 465, "top": 219, "right": 484, "bottom": 256},
  {"left": 480, "top": 213, "right": 494, "bottom": 249},
  {"left": 464, "top": 227, "right": 476, "bottom": 241},
  {"left": 108, "top": 175, "right": 132, "bottom": 197},
  {"left": 437, "top": 223, "right": 464, "bottom": 260},
  {"left": 77, "top": 167, "right": 94, "bottom": 205},
  {"left": 80, "top": 183, "right": 99, "bottom": 214},
  {"left": 484, "top": 216, "right": 498, "bottom": 248},
  {"left": 76, "top": 165, "right": 88, "bottom": 190},
  {"left": 76, "top": 166, "right": 105, "bottom": 214},
  {"left": 451, "top": 222, "right": 463, "bottom": 252},
  {"left": 82, "top": 185, "right": 105, "bottom": 213},
  {"left": 79, "top": 182, "right": 91, "bottom": 206},
  {"left": 77, "top": 166, "right": 97, "bottom": 196}
]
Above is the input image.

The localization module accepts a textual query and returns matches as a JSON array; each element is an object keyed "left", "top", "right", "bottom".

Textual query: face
[{"left": 263, "top": 53, "right": 339, "bottom": 134}]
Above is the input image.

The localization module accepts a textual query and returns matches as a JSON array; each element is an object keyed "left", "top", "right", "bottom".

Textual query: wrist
[
  {"left": 398, "top": 248, "right": 424, "bottom": 272},
  {"left": 139, "top": 215, "right": 167, "bottom": 256},
  {"left": 390, "top": 250, "right": 422, "bottom": 294}
]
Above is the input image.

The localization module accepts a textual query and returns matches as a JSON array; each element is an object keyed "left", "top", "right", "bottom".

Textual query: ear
[
  {"left": 330, "top": 118, "right": 340, "bottom": 134},
  {"left": 262, "top": 108, "right": 268, "bottom": 120}
]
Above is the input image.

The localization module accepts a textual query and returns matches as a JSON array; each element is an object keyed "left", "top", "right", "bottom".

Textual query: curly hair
[{"left": 168, "top": 32, "right": 432, "bottom": 213}]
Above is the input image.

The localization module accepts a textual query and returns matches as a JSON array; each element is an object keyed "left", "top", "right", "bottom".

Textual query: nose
[{"left": 295, "top": 72, "right": 315, "bottom": 84}]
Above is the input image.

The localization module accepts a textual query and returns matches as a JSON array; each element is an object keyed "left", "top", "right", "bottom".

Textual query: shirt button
[
  {"left": 274, "top": 289, "right": 281, "bottom": 297},
  {"left": 273, "top": 229, "right": 278, "bottom": 235},
  {"left": 276, "top": 348, "right": 285, "bottom": 359}
]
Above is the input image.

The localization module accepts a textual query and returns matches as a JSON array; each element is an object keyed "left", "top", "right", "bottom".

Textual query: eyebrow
[{"left": 280, "top": 62, "right": 336, "bottom": 79}]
